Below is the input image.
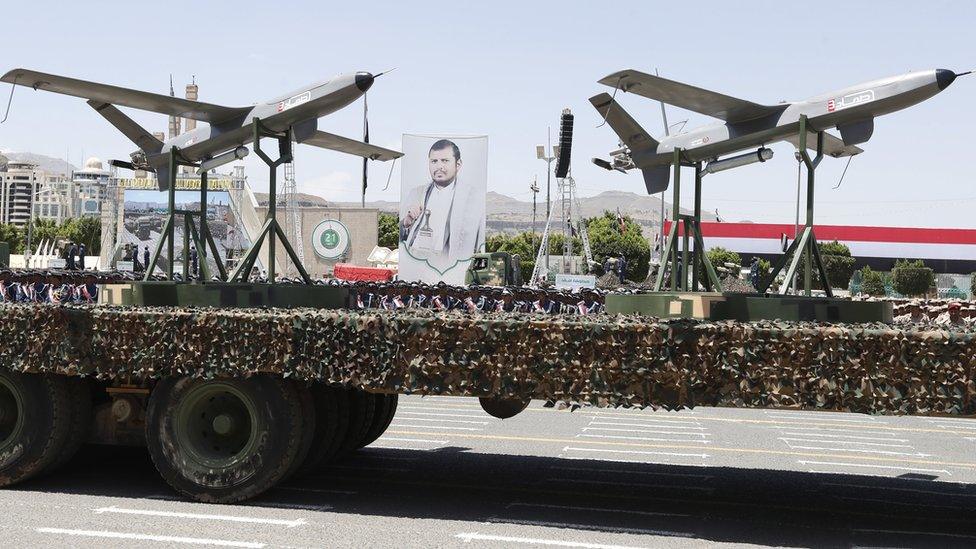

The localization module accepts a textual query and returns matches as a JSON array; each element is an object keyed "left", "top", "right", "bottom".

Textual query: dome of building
[{"left": 84, "top": 157, "right": 104, "bottom": 170}]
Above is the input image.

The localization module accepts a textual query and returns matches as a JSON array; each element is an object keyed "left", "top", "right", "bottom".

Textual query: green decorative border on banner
[{"left": 400, "top": 245, "right": 475, "bottom": 276}]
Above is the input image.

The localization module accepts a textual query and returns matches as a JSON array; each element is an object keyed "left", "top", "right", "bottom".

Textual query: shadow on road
[{"left": 13, "top": 443, "right": 976, "bottom": 547}]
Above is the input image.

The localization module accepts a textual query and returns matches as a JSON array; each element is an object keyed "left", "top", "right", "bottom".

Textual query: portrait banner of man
[{"left": 398, "top": 134, "right": 487, "bottom": 285}]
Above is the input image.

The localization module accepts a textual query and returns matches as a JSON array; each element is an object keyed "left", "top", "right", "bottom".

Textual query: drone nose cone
[
  {"left": 936, "top": 69, "right": 957, "bottom": 90},
  {"left": 355, "top": 72, "right": 374, "bottom": 92}
]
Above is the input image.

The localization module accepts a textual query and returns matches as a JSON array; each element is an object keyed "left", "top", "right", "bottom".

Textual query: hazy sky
[{"left": 1, "top": 0, "right": 972, "bottom": 227}]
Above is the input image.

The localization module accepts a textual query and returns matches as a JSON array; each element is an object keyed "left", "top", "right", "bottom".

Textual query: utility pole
[
  {"left": 536, "top": 130, "right": 556, "bottom": 279},
  {"left": 530, "top": 176, "right": 539, "bottom": 247}
]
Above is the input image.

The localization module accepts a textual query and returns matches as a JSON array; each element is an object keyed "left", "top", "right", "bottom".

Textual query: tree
[
  {"left": 486, "top": 231, "right": 539, "bottom": 279},
  {"left": 377, "top": 212, "right": 399, "bottom": 249},
  {"left": 796, "top": 240, "right": 857, "bottom": 289},
  {"left": 859, "top": 266, "right": 886, "bottom": 296},
  {"left": 60, "top": 216, "right": 101, "bottom": 254},
  {"left": 699, "top": 247, "right": 741, "bottom": 280},
  {"left": 0, "top": 224, "right": 23, "bottom": 254},
  {"left": 891, "top": 259, "right": 934, "bottom": 297},
  {"left": 586, "top": 211, "right": 650, "bottom": 281}
]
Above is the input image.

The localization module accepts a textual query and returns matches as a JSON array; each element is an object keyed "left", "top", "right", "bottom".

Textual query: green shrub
[
  {"left": 859, "top": 266, "right": 886, "bottom": 296},
  {"left": 797, "top": 240, "right": 856, "bottom": 289},
  {"left": 699, "top": 247, "right": 741, "bottom": 281},
  {"left": 891, "top": 259, "right": 934, "bottom": 297}
]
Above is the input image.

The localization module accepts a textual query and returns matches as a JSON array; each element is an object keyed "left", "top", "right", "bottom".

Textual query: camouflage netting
[{"left": 1, "top": 304, "right": 975, "bottom": 415}]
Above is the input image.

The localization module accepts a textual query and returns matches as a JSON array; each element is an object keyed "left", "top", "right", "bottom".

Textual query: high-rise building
[
  {"left": 71, "top": 157, "right": 111, "bottom": 217},
  {"left": 0, "top": 160, "right": 69, "bottom": 226}
]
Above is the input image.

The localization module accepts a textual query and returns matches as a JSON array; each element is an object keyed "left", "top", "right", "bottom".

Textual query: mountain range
[{"left": 255, "top": 189, "right": 716, "bottom": 236}]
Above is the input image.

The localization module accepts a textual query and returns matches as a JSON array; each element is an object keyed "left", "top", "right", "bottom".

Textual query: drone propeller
[{"left": 109, "top": 159, "right": 155, "bottom": 173}]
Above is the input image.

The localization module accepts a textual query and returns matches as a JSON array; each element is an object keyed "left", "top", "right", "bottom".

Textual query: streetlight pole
[
  {"left": 530, "top": 176, "right": 539, "bottom": 247},
  {"left": 536, "top": 129, "right": 556, "bottom": 279}
]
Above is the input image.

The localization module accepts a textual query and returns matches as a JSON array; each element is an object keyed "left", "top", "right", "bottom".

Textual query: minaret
[
  {"left": 181, "top": 77, "right": 199, "bottom": 174},
  {"left": 167, "top": 75, "right": 181, "bottom": 139},
  {"left": 184, "top": 76, "right": 197, "bottom": 134}
]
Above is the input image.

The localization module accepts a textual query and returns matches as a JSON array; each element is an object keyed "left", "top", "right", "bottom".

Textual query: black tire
[
  {"left": 145, "top": 375, "right": 306, "bottom": 503},
  {"left": 46, "top": 377, "right": 92, "bottom": 472},
  {"left": 283, "top": 382, "right": 316, "bottom": 481},
  {"left": 294, "top": 384, "right": 345, "bottom": 476},
  {"left": 336, "top": 388, "right": 375, "bottom": 458},
  {"left": 0, "top": 371, "right": 73, "bottom": 487},
  {"left": 358, "top": 394, "right": 398, "bottom": 449}
]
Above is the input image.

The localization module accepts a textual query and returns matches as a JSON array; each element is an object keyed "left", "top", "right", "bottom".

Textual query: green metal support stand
[
  {"left": 653, "top": 148, "right": 722, "bottom": 293},
  {"left": 758, "top": 115, "right": 832, "bottom": 297},
  {"left": 228, "top": 118, "right": 311, "bottom": 284},
  {"left": 143, "top": 147, "right": 227, "bottom": 283}
]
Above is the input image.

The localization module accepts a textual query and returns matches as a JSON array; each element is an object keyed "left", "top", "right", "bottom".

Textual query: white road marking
[
  {"left": 506, "top": 501, "right": 688, "bottom": 517},
  {"left": 388, "top": 423, "right": 483, "bottom": 431},
  {"left": 578, "top": 434, "right": 710, "bottom": 444},
  {"left": 398, "top": 410, "right": 489, "bottom": 419},
  {"left": 798, "top": 460, "right": 950, "bottom": 475},
  {"left": 545, "top": 478, "right": 712, "bottom": 492},
  {"left": 387, "top": 416, "right": 488, "bottom": 425},
  {"left": 484, "top": 517, "right": 696, "bottom": 538},
  {"left": 584, "top": 414, "right": 701, "bottom": 423},
  {"left": 767, "top": 425, "right": 897, "bottom": 435},
  {"left": 763, "top": 414, "right": 885, "bottom": 424},
  {"left": 550, "top": 465, "right": 709, "bottom": 479},
  {"left": 564, "top": 446, "right": 708, "bottom": 459},
  {"left": 780, "top": 432, "right": 908, "bottom": 442},
  {"left": 781, "top": 443, "right": 929, "bottom": 457},
  {"left": 559, "top": 455, "right": 708, "bottom": 467},
  {"left": 367, "top": 444, "right": 439, "bottom": 451},
  {"left": 456, "top": 531, "right": 646, "bottom": 549},
  {"left": 376, "top": 436, "right": 449, "bottom": 444},
  {"left": 92, "top": 506, "right": 306, "bottom": 527},
  {"left": 36, "top": 528, "right": 264, "bottom": 548},
  {"left": 588, "top": 421, "right": 707, "bottom": 430},
  {"left": 778, "top": 437, "right": 914, "bottom": 448},
  {"left": 582, "top": 427, "right": 709, "bottom": 437}
]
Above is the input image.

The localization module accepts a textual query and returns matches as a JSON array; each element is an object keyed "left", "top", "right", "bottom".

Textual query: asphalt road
[{"left": 4, "top": 395, "right": 976, "bottom": 548}]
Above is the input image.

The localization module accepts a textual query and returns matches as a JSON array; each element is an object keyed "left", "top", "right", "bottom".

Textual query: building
[
  {"left": 69, "top": 157, "right": 111, "bottom": 218},
  {"left": 0, "top": 159, "right": 69, "bottom": 226}
]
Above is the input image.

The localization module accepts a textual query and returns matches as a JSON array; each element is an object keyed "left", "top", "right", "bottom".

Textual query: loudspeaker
[{"left": 554, "top": 110, "right": 573, "bottom": 178}]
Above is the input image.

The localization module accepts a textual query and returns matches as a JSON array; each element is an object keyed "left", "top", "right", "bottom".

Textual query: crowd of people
[
  {"left": 351, "top": 281, "right": 605, "bottom": 315},
  {"left": 0, "top": 275, "right": 99, "bottom": 304}
]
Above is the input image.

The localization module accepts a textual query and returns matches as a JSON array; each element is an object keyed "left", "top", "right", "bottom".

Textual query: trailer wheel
[
  {"left": 146, "top": 376, "right": 305, "bottom": 503},
  {"left": 358, "top": 394, "right": 398, "bottom": 449},
  {"left": 480, "top": 396, "right": 531, "bottom": 419},
  {"left": 283, "top": 382, "right": 316, "bottom": 481},
  {"left": 295, "top": 385, "right": 347, "bottom": 476},
  {"left": 0, "top": 371, "right": 73, "bottom": 487},
  {"left": 46, "top": 377, "right": 92, "bottom": 472},
  {"left": 336, "top": 389, "right": 375, "bottom": 457}
]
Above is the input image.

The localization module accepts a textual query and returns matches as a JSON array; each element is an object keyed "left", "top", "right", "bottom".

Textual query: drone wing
[
  {"left": 784, "top": 131, "right": 863, "bottom": 158},
  {"left": 599, "top": 69, "right": 785, "bottom": 123},
  {"left": 299, "top": 131, "right": 403, "bottom": 161},
  {"left": 1, "top": 68, "right": 250, "bottom": 123}
]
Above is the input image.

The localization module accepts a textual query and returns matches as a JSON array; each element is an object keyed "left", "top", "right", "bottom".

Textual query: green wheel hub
[
  {"left": 0, "top": 376, "right": 25, "bottom": 455},
  {"left": 175, "top": 383, "right": 260, "bottom": 469}
]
